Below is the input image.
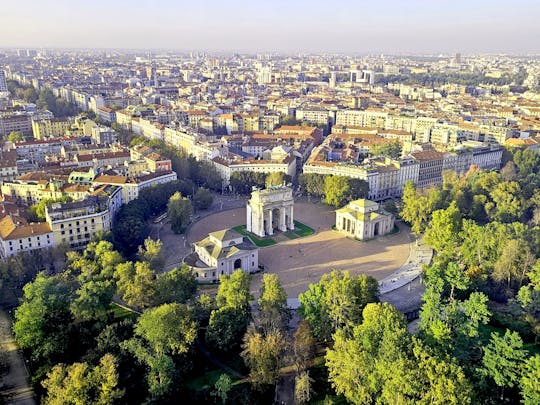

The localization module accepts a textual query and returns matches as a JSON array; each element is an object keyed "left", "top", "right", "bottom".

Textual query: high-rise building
[
  {"left": 0, "top": 70, "right": 8, "bottom": 93},
  {"left": 329, "top": 72, "right": 337, "bottom": 88},
  {"left": 257, "top": 66, "right": 272, "bottom": 85}
]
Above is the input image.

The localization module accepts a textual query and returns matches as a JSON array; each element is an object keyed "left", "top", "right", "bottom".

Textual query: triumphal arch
[{"left": 246, "top": 186, "right": 294, "bottom": 237}]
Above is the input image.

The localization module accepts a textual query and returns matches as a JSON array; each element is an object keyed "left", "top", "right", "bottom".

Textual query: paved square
[{"left": 187, "top": 203, "right": 411, "bottom": 297}]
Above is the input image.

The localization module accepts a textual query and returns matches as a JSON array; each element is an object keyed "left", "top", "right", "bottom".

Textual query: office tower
[{"left": 0, "top": 70, "right": 8, "bottom": 92}]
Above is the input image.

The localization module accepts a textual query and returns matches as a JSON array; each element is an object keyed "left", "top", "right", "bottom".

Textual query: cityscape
[{"left": 1, "top": 1, "right": 540, "bottom": 404}]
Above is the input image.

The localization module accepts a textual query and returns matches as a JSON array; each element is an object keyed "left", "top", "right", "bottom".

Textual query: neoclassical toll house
[{"left": 336, "top": 199, "right": 395, "bottom": 240}]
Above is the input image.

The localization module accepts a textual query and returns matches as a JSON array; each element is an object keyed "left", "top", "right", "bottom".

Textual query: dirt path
[{"left": 0, "top": 310, "right": 35, "bottom": 405}]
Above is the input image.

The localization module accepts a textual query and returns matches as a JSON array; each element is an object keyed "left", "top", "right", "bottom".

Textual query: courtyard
[{"left": 186, "top": 202, "right": 412, "bottom": 297}]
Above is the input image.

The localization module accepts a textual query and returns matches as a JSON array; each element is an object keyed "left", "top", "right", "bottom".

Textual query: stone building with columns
[
  {"left": 188, "top": 228, "right": 259, "bottom": 282},
  {"left": 336, "top": 199, "right": 394, "bottom": 240},
  {"left": 246, "top": 186, "right": 294, "bottom": 237}
]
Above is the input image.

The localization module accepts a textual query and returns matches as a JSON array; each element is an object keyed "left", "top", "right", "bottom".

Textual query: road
[{"left": 0, "top": 310, "right": 35, "bottom": 405}]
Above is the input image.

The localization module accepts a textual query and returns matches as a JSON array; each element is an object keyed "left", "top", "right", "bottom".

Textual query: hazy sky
[{"left": 2, "top": 0, "right": 539, "bottom": 53}]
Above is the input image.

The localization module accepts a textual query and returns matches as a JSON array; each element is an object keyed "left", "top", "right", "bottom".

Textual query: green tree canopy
[
  {"left": 41, "top": 354, "right": 124, "bottom": 405},
  {"left": 216, "top": 270, "right": 252, "bottom": 313},
  {"left": 298, "top": 270, "right": 379, "bottom": 341},
  {"left": 167, "top": 192, "right": 193, "bottom": 234},
  {"left": 14, "top": 272, "right": 75, "bottom": 365},
  {"left": 193, "top": 187, "right": 213, "bottom": 210},
  {"left": 482, "top": 329, "right": 527, "bottom": 399},
  {"left": 206, "top": 306, "right": 249, "bottom": 353},
  {"left": 134, "top": 303, "right": 197, "bottom": 357}
]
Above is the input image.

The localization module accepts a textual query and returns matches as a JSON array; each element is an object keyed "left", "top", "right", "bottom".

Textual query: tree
[
  {"left": 265, "top": 172, "right": 288, "bottom": 188},
  {"left": 324, "top": 176, "right": 350, "bottom": 208},
  {"left": 241, "top": 326, "right": 285, "bottom": 389},
  {"left": 193, "top": 293, "right": 216, "bottom": 327},
  {"left": 193, "top": 188, "right": 213, "bottom": 210},
  {"left": 213, "top": 374, "right": 233, "bottom": 404},
  {"left": 230, "top": 171, "right": 267, "bottom": 194},
  {"left": 206, "top": 307, "right": 249, "bottom": 353},
  {"left": 513, "top": 149, "right": 540, "bottom": 178},
  {"left": 482, "top": 329, "right": 527, "bottom": 400},
  {"left": 155, "top": 265, "right": 197, "bottom": 305},
  {"left": 347, "top": 178, "right": 369, "bottom": 201},
  {"left": 400, "top": 181, "right": 432, "bottom": 235},
  {"left": 424, "top": 201, "right": 462, "bottom": 258},
  {"left": 325, "top": 303, "right": 411, "bottom": 405},
  {"left": 298, "top": 173, "right": 326, "bottom": 197},
  {"left": 369, "top": 140, "right": 402, "bottom": 159},
  {"left": 501, "top": 161, "right": 518, "bottom": 181},
  {"left": 137, "top": 238, "right": 165, "bottom": 272},
  {"left": 521, "top": 355, "right": 540, "bottom": 405},
  {"left": 216, "top": 270, "right": 252, "bottom": 313},
  {"left": 298, "top": 270, "right": 379, "bottom": 341},
  {"left": 410, "top": 339, "right": 472, "bottom": 405},
  {"left": 493, "top": 238, "right": 534, "bottom": 291},
  {"left": 115, "top": 261, "right": 156, "bottom": 309},
  {"left": 41, "top": 354, "right": 124, "bottom": 405},
  {"left": 258, "top": 273, "right": 290, "bottom": 332},
  {"left": 167, "top": 192, "right": 193, "bottom": 234},
  {"left": 70, "top": 279, "right": 115, "bottom": 322},
  {"left": 7, "top": 131, "right": 23, "bottom": 142},
  {"left": 489, "top": 181, "right": 524, "bottom": 222},
  {"left": 295, "top": 371, "right": 314, "bottom": 404},
  {"left": 134, "top": 303, "right": 197, "bottom": 356},
  {"left": 14, "top": 272, "right": 74, "bottom": 365},
  {"left": 293, "top": 320, "right": 315, "bottom": 372},
  {"left": 419, "top": 287, "right": 490, "bottom": 360}
]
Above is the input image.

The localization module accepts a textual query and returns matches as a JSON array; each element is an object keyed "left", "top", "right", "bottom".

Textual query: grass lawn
[
  {"left": 109, "top": 302, "right": 139, "bottom": 320},
  {"left": 185, "top": 369, "right": 224, "bottom": 392},
  {"left": 234, "top": 221, "right": 315, "bottom": 245},
  {"left": 232, "top": 225, "right": 277, "bottom": 247},
  {"left": 291, "top": 220, "right": 316, "bottom": 237}
]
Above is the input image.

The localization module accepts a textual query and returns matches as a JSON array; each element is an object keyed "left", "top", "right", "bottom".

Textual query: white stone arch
[{"left": 246, "top": 186, "right": 294, "bottom": 237}]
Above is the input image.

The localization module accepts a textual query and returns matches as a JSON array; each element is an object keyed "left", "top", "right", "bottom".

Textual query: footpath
[
  {"left": 378, "top": 235, "right": 433, "bottom": 295},
  {"left": 0, "top": 310, "right": 35, "bottom": 405}
]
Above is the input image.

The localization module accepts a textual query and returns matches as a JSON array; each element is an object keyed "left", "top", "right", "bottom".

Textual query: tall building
[
  {"left": 0, "top": 70, "right": 8, "bottom": 93},
  {"left": 257, "top": 66, "right": 272, "bottom": 85}
]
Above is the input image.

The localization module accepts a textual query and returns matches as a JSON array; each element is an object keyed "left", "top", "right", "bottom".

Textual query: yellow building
[{"left": 31, "top": 118, "right": 72, "bottom": 139}]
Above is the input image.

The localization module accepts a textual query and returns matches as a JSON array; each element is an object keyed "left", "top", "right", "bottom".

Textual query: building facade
[{"left": 336, "top": 199, "right": 394, "bottom": 240}]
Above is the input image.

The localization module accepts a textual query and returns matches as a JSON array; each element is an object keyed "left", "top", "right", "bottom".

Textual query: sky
[{"left": 1, "top": 0, "right": 539, "bottom": 54}]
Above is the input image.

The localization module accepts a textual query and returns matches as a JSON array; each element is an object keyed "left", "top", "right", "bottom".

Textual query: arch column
[
  {"left": 288, "top": 205, "right": 294, "bottom": 230},
  {"left": 279, "top": 207, "right": 287, "bottom": 232},
  {"left": 266, "top": 209, "right": 273, "bottom": 235}
]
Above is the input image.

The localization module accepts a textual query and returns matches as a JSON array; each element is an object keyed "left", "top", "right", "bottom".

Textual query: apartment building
[
  {"left": 0, "top": 112, "right": 32, "bottom": 136},
  {"left": 45, "top": 188, "right": 122, "bottom": 250},
  {"left": 0, "top": 215, "right": 53, "bottom": 258},
  {"left": 93, "top": 170, "right": 178, "bottom": 203},
  {"left": 32, "top": 118, "right": 72, "bottom": 139},
  {"left": 0, "top": 150, "right": 18, "bottom": 182}
]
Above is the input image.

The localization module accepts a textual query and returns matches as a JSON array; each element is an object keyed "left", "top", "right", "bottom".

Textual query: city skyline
[{"left": 2, "top": 0, "right": 540, "bottom": 53}]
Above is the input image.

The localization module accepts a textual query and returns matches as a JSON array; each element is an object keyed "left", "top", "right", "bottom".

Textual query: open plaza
[{"left": 183, "top": 201, "right": 411, "bottom": 297}]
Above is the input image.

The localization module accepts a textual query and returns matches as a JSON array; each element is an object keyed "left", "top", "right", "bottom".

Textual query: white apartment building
[
  {"left": 45, "top": 188, "right": 122, "bottom": 250},
  {"left": 93, "top": 170, "right": 178, "bottom": 203},
  {"left": 0, "top": 216, "right": 53, "bottom": 258}
]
